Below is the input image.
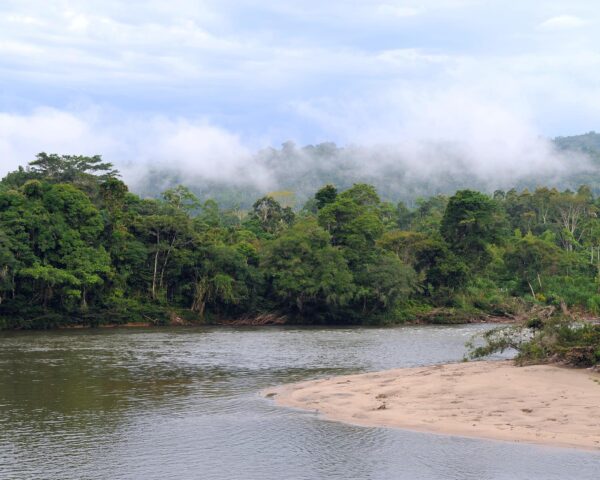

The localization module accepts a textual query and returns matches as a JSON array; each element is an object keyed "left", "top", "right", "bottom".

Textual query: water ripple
[{"left": 0, "top": 325, "right": 598, "bottom": 479}]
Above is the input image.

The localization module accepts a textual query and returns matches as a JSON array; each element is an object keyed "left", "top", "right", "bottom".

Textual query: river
[{"left": 1, "top": 325, "right": 599, "bottom": 479}]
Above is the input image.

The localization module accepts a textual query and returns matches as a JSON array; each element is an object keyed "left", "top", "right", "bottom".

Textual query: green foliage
[
  {"left": 458, "top": 278, "right": 520, "bottom": 317},
  {"left": 162, "top": 185, "right": 201, "bottom": 214},
  {"left": 29, "top": 153, "right": 117, "bottom": 181},
  {"left": 504, "top": 232, "right": 564, "bottom": 295},
  {"left": 248, "top": 196, "right": 294, "bottom": 235},
  {"left": 318, "top": 184, "right": 384, "bottom": 264},
  {"left": 314, "top": 184, "right": 338, "bottom": 210},
  {"left": 543, "top": 275, "right": 599, "bottom": 309},
  {"left": 466, "top": 324, "right": 532, "bottom": 359},
  {"left": 261, "top": 219, "right": 354, "bottom": 322},
  {"left": 468, "top": 318, "right": 600, "bottom": 367},
  {"left": 412, "top": 195, "right": 448, "bottom": 234},
  {"left": 351, "top": 252, "right": 417, "bottom": 321},
  {"left": 3, "top": 151, "right": 600, "bottom": 330},
  {"left": 441, "top": 190, "right": 507, "bottom": 270}
]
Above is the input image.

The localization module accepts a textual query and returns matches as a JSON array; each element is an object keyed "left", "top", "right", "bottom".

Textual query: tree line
[{"left": 1, "top": 153, "right": 600, "bottom": 329}]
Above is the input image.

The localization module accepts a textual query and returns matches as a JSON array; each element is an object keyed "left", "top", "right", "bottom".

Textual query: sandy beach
[{"left": 267, "top": 360, "right": 600, "bottom": 450}]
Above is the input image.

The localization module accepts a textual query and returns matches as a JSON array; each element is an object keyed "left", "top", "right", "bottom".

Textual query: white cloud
[
  {"left": 376, "top": 47, "right": 450, "bottom": 61},
  {"left": 0, "top": 108, "right": 272, "bottom": 188},
  {"left": 538, "top": 15, "right": 588, "bottom": 31},
  {"left": 6, "top": 14, "right": 45, "bottom": 26},
  {"left": 1, "top": 0, "right": 600, "bottom": 167},
  {"left": 0, "top": 93, "right": 592, "bottom": 199},
  {"left": 0, "top": 1, "right": 597, "bottom": 101},
  {"left": 290, "top": 74, "right": 591, "bottom": 188},
  {"left": 64, "top": 10, "right": 92, "bottom": 32},
  {"left": 124, "top": 117, "right": 271, "bottom": 187},
  {"left": 376, "top": 4, "right": 420, "bottom": 18},
  {"left": 0, "top": 108, "right": 116, "bottom": 173}
]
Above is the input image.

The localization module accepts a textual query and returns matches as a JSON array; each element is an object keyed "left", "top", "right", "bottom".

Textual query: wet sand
[{"left": 267, "top": 360, "right": 600, "bottom": 450}]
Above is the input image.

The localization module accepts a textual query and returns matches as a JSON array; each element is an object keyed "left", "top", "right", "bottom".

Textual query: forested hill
[
  {"left": 134, "top": 132, "right": 600, "bottom": 209},
  {"left": 555, "top": 131, "right": 600, "bottom": 156}
]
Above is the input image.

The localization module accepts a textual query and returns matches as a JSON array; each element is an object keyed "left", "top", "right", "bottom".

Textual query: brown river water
[{"left": 1, "top": 324, "right": 599, "bottom": 479}]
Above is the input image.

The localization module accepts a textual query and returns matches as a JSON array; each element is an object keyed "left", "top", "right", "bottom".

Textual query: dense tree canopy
[
  {"left": 2, "top": 154, "right": 600, "bottom": 329},
  {"left": 440, "top": 189, "right": 506, "bottom": 270}
]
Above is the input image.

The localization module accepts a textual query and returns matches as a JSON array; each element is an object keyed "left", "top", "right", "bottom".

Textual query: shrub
[{"left": 467, "top": 317, "right": 600, "bottom": 367}]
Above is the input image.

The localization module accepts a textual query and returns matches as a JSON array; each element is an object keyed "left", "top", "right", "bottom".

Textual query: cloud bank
[{"left": 0, "top": 97, "right": 591, "bottom": 202}]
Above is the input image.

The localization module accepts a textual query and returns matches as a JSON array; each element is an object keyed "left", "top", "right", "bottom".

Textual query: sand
[{"left": 267, "top": 360, "right": 600, "bottom": 450}]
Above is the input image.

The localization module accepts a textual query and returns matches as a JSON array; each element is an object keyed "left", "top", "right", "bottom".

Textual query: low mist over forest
[{"left": 133, "top": 132, "right": 600, "bottom": 208}]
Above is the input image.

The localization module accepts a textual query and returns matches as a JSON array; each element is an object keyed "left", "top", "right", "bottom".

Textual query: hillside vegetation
[{"left": 135, "top": 133, "right": 600, "bottom": 209}]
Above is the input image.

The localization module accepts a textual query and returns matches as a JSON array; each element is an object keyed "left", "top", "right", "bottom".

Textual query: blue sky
[{"left": 1, "top": 1, "right": 599, "bottom": 179}]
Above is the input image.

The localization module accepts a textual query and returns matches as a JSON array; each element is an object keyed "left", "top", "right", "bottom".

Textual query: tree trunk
[
  {"left": 191, "top": 279, "right": 209, "bottom": 318},
  {"left": 152, "top": 231, "right": 160, "bottom": 300},
  {"left": 159, "top": 233, "right": 177, "bottom": 290},
  {"left": 528, "top": 281, "right": 536, "bottom": 298}
]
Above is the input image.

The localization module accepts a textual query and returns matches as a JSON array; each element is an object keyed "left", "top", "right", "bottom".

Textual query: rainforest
[{"left": 1, "top": 152, "right": 599, "bottom": 341}]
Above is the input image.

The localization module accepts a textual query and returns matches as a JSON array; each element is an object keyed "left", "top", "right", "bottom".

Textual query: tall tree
[
  {"left": 261, "top": 219, "right": 354, "bottom": 321},
  {"left": 314, "top": 184, "right": 338, "bottom": 210},
  {"left": 441, "top": 190, "right": 506, "bottom": 270},
  {"left": 249, "top": 196, "right": 294, "bottom": 234}
]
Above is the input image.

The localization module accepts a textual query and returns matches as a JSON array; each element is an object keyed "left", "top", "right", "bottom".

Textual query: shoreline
[
  {"left": 26, "top": 315, "right": 516, "bottom": 331},
  {"left": 266, "top": 360, "right": 600, "bottom": 451}
]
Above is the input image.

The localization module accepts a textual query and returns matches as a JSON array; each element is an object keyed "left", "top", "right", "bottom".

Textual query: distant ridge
[{"left": 134, "top": 132, "right": 600, "bottom": 209}]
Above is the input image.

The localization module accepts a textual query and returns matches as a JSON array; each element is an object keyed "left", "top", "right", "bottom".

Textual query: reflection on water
[{"left": 0, "top": 325, "right": 598, "bottom": 480}]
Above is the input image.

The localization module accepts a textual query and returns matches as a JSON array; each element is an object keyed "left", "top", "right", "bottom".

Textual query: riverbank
[
  {"left": 8, "top": 312, "right": 509, "bottom": 330},
  {"left": 267, "top": 360, "right": 600, "bottom": 450}
]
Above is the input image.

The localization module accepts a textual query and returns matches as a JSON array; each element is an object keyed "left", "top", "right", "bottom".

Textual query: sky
[{"left": 1, "top": 1, "right": 599, "bottom": 181}]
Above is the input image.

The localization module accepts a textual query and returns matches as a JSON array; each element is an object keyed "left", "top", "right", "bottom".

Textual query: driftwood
[
  {"left": 169, "top": 312, "right": 189, "bottom": 326},
  {"left": 217, "top": 313, "right": 288, "bottom": 326},
  {"left": 415, "top": 302, "right": 562, "bottom": 325}
]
